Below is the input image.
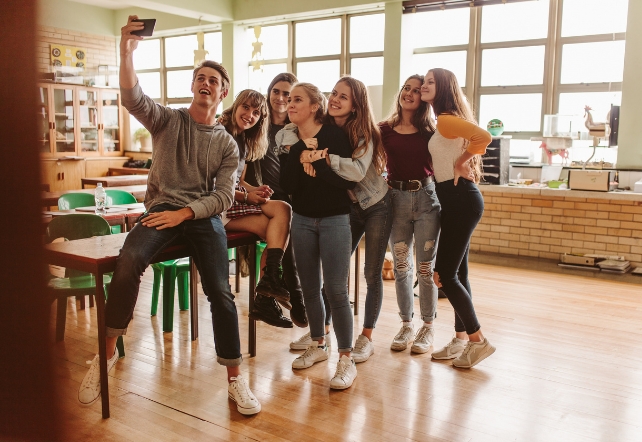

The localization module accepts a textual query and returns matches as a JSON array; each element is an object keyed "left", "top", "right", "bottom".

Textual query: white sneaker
[
  {"left": 352, "top": 334, "right": 374, "bottom": 363},
  {"left": 390, "top": 322, "right": 414, "bottom": 351},
  {"left": 290, "top": 331, "right": 330, "bottom": 350},
  {"left": 452, "top": 338, "right": 496, "bottom": 368},
  {"left": 292, "top": 341, "right": 329, "bottom": 369},
  {"left": 330, "top": 355, "right": 357, "bottom": 390},
  {"left": 411, "top": 325, "right": 435, "bottom": 354},
  {"left": 78, "top": 347, "right": 119, "bottom": 406},
  {"left": 431, "top": 336, "right": 467, "bottom": 360},
  {"left": 228, "top": 374, "right": 261, "bottom": 415}
]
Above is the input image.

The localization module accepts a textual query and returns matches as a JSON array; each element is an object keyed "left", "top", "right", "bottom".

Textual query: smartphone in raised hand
[{"left": 131, "top": 19, "right": 156, "bottom": 37}]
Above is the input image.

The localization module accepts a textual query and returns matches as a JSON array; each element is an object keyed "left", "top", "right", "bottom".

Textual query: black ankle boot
[
  {"left": 289, "top": 289, "right": 308, "bottom": 328},
  {"left": 256, "top": 266, "right": 290, "bottom": 303},
  {"left": 249, "top": 293, "right": 293, "bottom": 328}
]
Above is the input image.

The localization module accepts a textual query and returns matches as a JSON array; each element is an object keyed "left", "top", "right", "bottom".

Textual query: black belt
[{"left": 387, "top": 176, "right": 434, "bottom": 191}]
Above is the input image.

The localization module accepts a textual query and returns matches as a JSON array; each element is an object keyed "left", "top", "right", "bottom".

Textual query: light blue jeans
[
  {"left": 291, "top": 213, "right": 353, "bottom": 353},
  {"left": 389, "top": 183, "right": 441, "bottom": 322}
]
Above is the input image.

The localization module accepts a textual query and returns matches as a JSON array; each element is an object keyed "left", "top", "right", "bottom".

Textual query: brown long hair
[
  {"left": 218, "top": 89, "right": 269, "bottom": 161},
  {"left": 324, "top": 76, "right": 386, "bottom": 175},
  {"left": 428, "top": 68, "right": 482, "bottom": 183},
  {"left": 291, "top": 82, "right": 327, "bottom": 124},
  {"left": 384, "top": 74, "right": 434, "bottom": 138},
  {"left": 266, "top": 72, "right": 298, "bottom": 125}
]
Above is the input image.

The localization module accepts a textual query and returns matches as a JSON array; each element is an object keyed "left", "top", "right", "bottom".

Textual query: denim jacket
[{"left": 329, "top": 139, "right": 389, "bottom": 210}]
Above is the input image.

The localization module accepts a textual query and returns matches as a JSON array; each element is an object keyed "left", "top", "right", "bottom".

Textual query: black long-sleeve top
[{"left": 280, "top": 124, "right": 356, "bottom": 218}]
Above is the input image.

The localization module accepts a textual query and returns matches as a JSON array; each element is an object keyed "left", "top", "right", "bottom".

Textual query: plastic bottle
[{"left": 95, "top": 182, "right": 106, "bottom": 214}]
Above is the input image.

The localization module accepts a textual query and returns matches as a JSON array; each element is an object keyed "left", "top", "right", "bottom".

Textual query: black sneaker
[
  {"left": 256, "top": 266, "right": 291, "bottom": 304},
  {"left": 249, "top": 293, "right": 293, "bottom": 328},
  {"left": 289, "top": 289, "right": 308, "bottom": 328}
]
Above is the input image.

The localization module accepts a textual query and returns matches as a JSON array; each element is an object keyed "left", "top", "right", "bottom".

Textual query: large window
[{"left": 247, "top": 24, "right": 289, "bottom": 93}]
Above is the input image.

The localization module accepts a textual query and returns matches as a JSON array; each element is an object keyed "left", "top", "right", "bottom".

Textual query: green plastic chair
[
  {"left": 57, "top": 192, "right": 95, "bottom": 210},
  {"left": 45, "top": 214, "right": 124, "bottom": 356},
  {"left": 105, "top": 189, "right": 137, "bottom": 234},
  {"left": 150, "top": 258, "right": 190, "bottom": 333}
]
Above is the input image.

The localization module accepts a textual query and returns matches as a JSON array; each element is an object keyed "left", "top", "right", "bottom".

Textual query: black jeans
[
  {"left": 435, "top": 179, "right": 484, "bottom": 334},
  {"left": 105, "top": 203, "right": 242, "bottom": 366}
]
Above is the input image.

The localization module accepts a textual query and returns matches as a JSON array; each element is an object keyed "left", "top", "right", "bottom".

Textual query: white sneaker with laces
[
  {"left": 452, "top": 338, "right": 496, "bottom": 368},
  {"left": 292, "top": 341, "right": 329, "bottom": 369},
  {"left": 411, "top": 325, "right": 434, "bottom": 354},
  {"left": 352, "top": 334, "right": 374, "bottom": 363},
  {"left": 330, "top": 355, "right": 357, "bottom": 390},
  {"left": 390, "top": 322, "right": 414, "bottom": 351},
  {"left": 431, "top": 336, "right": 467, "bottom": 360},
  {"left": 290, "top": 331, "right": 330, "bottom": 350},
  {"left": 228, "top": 374, "right": 261, "bottom": 415},
  {"left": 78, "top": 347, "right": 119, "bottom": 406}
]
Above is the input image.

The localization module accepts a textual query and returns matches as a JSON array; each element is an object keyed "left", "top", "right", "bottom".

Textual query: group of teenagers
[{"left": 77, "top": 16, "right": 495, "bottom": 417}]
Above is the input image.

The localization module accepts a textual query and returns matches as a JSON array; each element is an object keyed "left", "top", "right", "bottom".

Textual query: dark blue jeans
[
  {"left": 105, "top": 204, "right": 242, "bottom": 367},
  {"left": 350, "top": 190, "right": 393, "bottom": 329},
  {"left": 435, "top": 179, "right": 484, "bottom": 334}
]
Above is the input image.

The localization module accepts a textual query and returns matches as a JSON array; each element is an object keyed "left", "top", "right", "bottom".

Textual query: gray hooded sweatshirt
[{"left": 122, "top": 82, "right": 239, "bottom": 219}]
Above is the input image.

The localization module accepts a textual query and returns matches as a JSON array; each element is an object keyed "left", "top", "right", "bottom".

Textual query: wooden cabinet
[
  {"left": 40, "top": 159, "right": 86, "bottom": 191},
  {"left": 85, "top": 158, "right": 129, "bottom": 177},
  {"left": 480, "top": 136, "right": 511, "bottom": 185},
  {"left": 38, "top": 83, "right": 123, "bottom": 158}
]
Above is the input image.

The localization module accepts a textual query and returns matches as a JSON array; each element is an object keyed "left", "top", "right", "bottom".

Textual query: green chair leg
[
  {"left": 256, "top": 241, "right": 267, "bottom": 281},
  {"left": 151, "top": 266, "right": 162, "bottom": 316},
  {"left": 162, "top": 266, "right": 177, "bottom": 333},
  {"left": 177, "top": 270, "right": 189, "bottom": 311}
]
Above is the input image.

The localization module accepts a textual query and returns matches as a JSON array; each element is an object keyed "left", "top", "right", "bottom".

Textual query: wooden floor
[{"left": 53, "top": 260, "right": 642, "bottom": 441}]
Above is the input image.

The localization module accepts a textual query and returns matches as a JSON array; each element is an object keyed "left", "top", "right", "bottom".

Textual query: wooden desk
[
  {"left": 107, "top": 167, "right": 150, "bottom": 176},
  {"left": 81, "top": 175, "right": 148, "bottom": 188},
  {"left": 43, "top": 204, "right": 146, "bottom": 232},
  {"left": 44, "top": 231, "right": 259, "bottom": 419},
  {"left": 42, "top": 185, "right": 147, "bottom": 206}
]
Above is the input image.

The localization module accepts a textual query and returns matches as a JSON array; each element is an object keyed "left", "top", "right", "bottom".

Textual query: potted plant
[{"left": 133, "top": 127, "right": 152, "bottom": 152}]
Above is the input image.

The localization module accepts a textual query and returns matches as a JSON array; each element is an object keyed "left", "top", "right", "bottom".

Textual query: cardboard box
[{"left": 568, "top": 170, "right": 610, "bottom": 192}]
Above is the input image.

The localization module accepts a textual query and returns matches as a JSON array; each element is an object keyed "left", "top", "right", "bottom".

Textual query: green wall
[{"left": 38, "top": 0, "right": 115, "bottom": 35}]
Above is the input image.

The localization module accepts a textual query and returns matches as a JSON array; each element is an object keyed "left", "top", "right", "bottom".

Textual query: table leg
[
  {"left": 189, "top": 257, "right": 199, "bottom": 341},
  {"left": 248, "top": 243, "right": 256, "bottom": 357},
  {"left": 354, "top": 243, "right": 360, "bottom": 316},
  {"left": 95, "top": 273, "right": 110, "bottom": 419}
]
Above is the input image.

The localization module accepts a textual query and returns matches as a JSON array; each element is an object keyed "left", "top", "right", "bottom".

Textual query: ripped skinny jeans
[{"left": 389, "top": 184, "right": 441, "bottom": 322}]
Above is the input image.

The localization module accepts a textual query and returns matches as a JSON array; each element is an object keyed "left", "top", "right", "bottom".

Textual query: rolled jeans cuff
[
  {"left": 398, "top": 312, "right": 413, "bottom": 322},
  {"left": 106, "top": 326, "right": 127, "bottom": 338},
  {"left": 217, "top": 355, "right": 243, "bottom": 367},
  {"left": 421, "top": 313, "right": 437, "bottom": 323},
  {"left": 339, "top": 347, "right": 354, "bottom": 354}
]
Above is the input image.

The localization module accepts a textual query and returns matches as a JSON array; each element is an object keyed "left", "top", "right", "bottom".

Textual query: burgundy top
[{"left": 379, "top": 122, "right": 433, "bottom": 181}]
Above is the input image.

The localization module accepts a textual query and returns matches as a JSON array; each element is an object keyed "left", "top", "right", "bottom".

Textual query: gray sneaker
[
  {"left": 452, "top": 338, "right": 496, "bottom": 368},
  {"left": 352, "top": 334, "right": 374, "bottom": 363},
  {"left": 390, "top": 323, "right": 414, "bottom": 351},
  {"left": 78, "top": 347, "right": 119, "bottom": 406},
  {"left": 410, "top": 325, "right": 434, "bottom": 354},
  {"left": 432, "top": 336, "right": 467, "bottom": 360},
  {"left": 292, "top": 341, "right": 329, "bottom": 369}
]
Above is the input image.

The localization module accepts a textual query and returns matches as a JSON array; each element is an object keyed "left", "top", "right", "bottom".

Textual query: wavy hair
[
  {"left": 292, "top": 82, "right": 327, "bottom": 124},
  {"left": 384, "top": 74, "right": 434, "bottom": 138},
  {"left": 323, "top": 76, "right": 386, "bottom": 175},
  {"left": 428, "top": 68, "right": 482, "bottom": 183},
  {"left": 218, "top": 89, "right": 269, "bottom": 161},
  {"left": 266, "top": 72, "right": 298, "bottom": 125}
]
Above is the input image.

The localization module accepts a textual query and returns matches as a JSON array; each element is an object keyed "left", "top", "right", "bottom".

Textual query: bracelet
[{"left": 243, "top": 191, "right": 248, "bottom": 204}]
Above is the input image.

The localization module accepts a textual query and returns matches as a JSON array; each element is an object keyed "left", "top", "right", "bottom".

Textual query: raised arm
[{"left": 119, "top": 16, "right": 144, "bottom": 89}]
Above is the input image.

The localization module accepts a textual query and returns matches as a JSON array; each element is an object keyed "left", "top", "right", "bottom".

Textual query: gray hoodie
[{"left": 122, "top": 82, "right": 239, "bottom": 219}]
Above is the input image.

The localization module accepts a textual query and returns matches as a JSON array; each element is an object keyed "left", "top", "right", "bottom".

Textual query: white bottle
[{"left": 95, "top": 182, "right": 106, "bottom": 214}]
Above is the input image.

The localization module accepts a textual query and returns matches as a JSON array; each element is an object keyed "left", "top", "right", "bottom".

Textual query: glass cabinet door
[
  {"left": 99, "top": 90, "right": 121, "bottom": 154},
  {"left": 38, "top": 86, "right": 52, "bottom": 154},
  {"left": 52, "top": 86, "right": 76, "bottom": 155},
  {"left": 78, "top": 88, "right": 99, "bottom": 154}
]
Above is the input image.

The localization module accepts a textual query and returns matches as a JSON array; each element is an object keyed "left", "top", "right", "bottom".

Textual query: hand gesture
[
  {"left": 246, "top": 190, "right": 269, "bottom": 205},
  {"left": 255, "top": 185, "right": 273, "bottom": 198},
  {"left": 120, "top": 15, "right": 144, "bottom": 56},
  {"left": 303, "top": 163, "right": 316, "bottom": 177},
  {"left": 453, "top": 160, "right": 474, "bottom": 186},
  {"left": 142, "top": 209, "right": 193, "bottom": 230},
  {"left": 302, "top": 138, "right": 318, "bottom": 150}
]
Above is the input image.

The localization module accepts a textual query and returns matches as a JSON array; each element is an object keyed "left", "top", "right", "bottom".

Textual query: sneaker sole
[
  {"left": 352, "top": 351, "right": 373, "bottom": 363},
  {"left": 410, "top": 344, "right": 432, "bottom": 354},
  {"left": 390, "top": 341, "right": 411, "bottom": 351},
  {"left": 248, "top": 312, "right": 293, "bottom": 328},
  {"left": 255, "top": 287, "right": 291, "bottom": 304},
  {"left": 431, "top": 351, "right": 463, "bottom": 360},
  {"left": 277, "top": 299, "right": 293, "bottom": 310},
  {"left": 330, "top": 373, "right": 357, "bottom": 390},
  {"left": 228, "top": 393, "right": 261, "bottom": 415},
  {"left": 452, "top": 345, "right": 496, "bottom": 368},
  {"left": 292, "top": 353, "right": 328, "bottom": 369},
  {"left": 289, "top": 342, "right": 311, "bottom": 350}
]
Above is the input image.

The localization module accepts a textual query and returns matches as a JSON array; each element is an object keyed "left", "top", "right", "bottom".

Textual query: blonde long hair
[
  {"left": 291, "top": 82, "right": 327, "bottom": 124},
  {"left": 428, "top": 68, "right": 483, "bottom": 183},
  {"left": 218, "top": 89, "right": 269, "bottom": 161},
  {"left": 324, "top": 76, "right": 386, "bottom": 175}
]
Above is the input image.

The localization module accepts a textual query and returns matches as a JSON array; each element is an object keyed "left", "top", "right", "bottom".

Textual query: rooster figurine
[{"left": 583, "top": 105, "right": 609, "bottom": 138}]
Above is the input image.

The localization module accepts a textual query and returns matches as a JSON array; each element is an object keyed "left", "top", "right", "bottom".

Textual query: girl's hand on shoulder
[
  {"left": 303, "top": 163, "right": 316, "bottom": 177},
  {"left": 302, "top": 138, "right": 318, "bottom": 150},
  {"left": 300, "top": 149, "right": 326, "bottom": 164}
]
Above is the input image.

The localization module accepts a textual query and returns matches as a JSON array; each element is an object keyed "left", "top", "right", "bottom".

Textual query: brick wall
[
  {"left": 36, "top": 26, "right": 117, "bottom": 73},
  {"left": 472, "top": 187, "right": 642, "bottom": 268}
]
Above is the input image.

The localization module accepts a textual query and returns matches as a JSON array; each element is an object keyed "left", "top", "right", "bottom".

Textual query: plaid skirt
[{"left": 226, "top": 185, "right": 263, "bottom": 220}]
